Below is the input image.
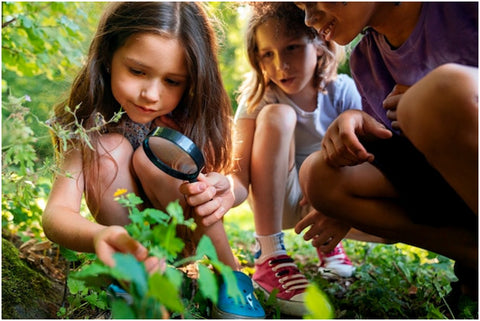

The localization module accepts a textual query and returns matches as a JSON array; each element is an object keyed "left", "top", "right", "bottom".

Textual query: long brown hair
[
  {"left": 238, "top": 2, "right": 344, "bottom": 113},
  {"left": 52, "top": 2, "right": 233, "bottom": 204}
]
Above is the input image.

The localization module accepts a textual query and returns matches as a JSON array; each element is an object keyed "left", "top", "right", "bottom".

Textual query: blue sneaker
[
  {"left": 212, "top": 271, "right": 266, "bottom": 319},
  {"left": 107, "top": 283, "right": 133, "bottom": 305}
]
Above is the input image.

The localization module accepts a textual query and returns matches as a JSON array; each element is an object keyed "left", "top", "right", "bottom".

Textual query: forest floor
[
  {"left": 4, "top": 230, "right": 352, "bottom": 319},
  {"left": 2, "top": 203, "right": 477, "bottom": 319}
]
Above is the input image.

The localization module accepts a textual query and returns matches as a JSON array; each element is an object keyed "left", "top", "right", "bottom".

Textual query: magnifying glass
[{"left": 143, "top": 127, "right": 205, "bottom": 182}]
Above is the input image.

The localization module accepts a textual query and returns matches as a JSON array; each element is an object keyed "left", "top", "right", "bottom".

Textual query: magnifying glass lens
[
  {"left": 147, "top": 137, "right": 198, "bottom": 174},
  {"left": 143, "top": 127, "right": 205, "bottom": 182}
]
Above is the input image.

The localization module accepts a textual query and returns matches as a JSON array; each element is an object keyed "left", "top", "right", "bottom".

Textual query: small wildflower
[
  {"left": 114, "top": 188, "right": 128, "bottom": 197},
  {"left": 24, "top": 95, "right": 31, "bottom": 102}
]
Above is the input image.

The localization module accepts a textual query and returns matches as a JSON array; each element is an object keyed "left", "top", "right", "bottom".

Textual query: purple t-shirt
[{"left": 350, "top": 2, "right": 478, "bottom": 130}]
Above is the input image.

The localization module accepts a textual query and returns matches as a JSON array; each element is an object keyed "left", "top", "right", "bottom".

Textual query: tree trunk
[{"left": 2, "top": 237, "right": 64, "bottom": 319}]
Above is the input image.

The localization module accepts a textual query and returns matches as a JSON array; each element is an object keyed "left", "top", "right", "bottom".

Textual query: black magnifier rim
[{"left": 143, "top": 126, "right": 205, "bottom": 182}]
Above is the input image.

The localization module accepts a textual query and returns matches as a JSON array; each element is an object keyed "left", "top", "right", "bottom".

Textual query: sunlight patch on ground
[{"left": 224, "top": 201, "right": 255, "bottom": 230}]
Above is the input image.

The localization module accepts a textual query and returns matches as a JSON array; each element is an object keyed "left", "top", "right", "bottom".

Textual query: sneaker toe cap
[{"left": 289, "top": 292, "right": 306, "bottom": 302}]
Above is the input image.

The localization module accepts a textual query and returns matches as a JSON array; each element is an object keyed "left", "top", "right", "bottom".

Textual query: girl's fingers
[
  {"left": 95, "top": 226, "right": 148, "bottom": 267},
  {"left": 144, "top": 257, "right": 166, "bottom": 274},
  {"left": 201, "top": 206, "right": 227, "bottom": 226},
  {"left": 179, "top": 180, "right": 208, "bottom": 196},
  {"left": 184, "top": 186, "right": 216, "bottom": 207}
]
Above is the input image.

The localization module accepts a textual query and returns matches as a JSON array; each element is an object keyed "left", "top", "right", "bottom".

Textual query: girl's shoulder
[
  {"left": 326, "top": 74, "right": 357, "bottom": 95},
  {"left": 325, "top": 74, "right": 361, "bottom": 111}
]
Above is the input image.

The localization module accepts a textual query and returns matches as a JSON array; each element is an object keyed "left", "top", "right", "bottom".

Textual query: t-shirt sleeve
[{"left": 330, "top": 74, "right": 362, "bottom": 114}]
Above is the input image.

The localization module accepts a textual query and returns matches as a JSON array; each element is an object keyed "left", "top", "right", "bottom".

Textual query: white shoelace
[{"left": 271, "top": 260, "right": 309, "bottom": 292}]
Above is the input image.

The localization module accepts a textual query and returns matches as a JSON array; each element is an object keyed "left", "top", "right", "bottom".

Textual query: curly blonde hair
[{"left": 238, "top": 2, "right": 345, "bottom": 113}]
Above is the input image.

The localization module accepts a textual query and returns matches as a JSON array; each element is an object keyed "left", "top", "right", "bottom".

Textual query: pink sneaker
[
  {"left": 317, "top": 242, "right": 355, "bottom": 277},
  {"left": 253, "top": 254, "right": 309, "bottom": 317}
]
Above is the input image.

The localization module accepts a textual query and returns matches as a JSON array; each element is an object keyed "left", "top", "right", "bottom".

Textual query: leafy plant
[
  {"left": 2, "top": 2, "right": 104, "bottom": 81},
  {"left": 304, "top": 284, "right": 334, "bottom": 319},
  {"left": 309, "top": 241, "right": 476, "bottom": 319},
  {"left": 2, "top": 95, "right": 51, "bottom": 240},
  {"left": 70, "top": 191, "right": 242, "bottom": 319}
]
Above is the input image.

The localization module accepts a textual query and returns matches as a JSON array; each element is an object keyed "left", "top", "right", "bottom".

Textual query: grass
[{"left": 223, "top": 203, "right": 478, "bottom": 319}]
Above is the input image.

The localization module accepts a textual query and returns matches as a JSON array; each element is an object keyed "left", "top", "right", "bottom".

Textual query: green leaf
[
  {"left": 198, "top": 264, "right": 219, "bottom": 304},
  {"left": 69, "top": 261, "right": 113, "bottom": 289},
  {"left": 165, "top": 266, "right": 184, "bottom": 289},
  {"left": 153, "top": 224, "right": 185, "bottom": 259},
  {"left": 165, "top": 200, "right": 183, "bottom": 222},
  {"left": 71, "top": 260, "right": 111, "bottom": 277},
  {"left": 148, "top": 272, "right": 185, "bottom": 313},
  {"left": 265, "top": 288, "right": 280, "bottom": 306},
  {"left": 59, "top": 246, "right": 79, "bottom": 262},
  {"left": 85, "top": 292, "right": 108, "bottom": 310},
  {"left": 67, "top": 277, "right": 86, "bottom": 295},
  {"left": 211, "top": 262, "right": 242, "bottom": 305},
  {"left": 112, "top": 253, "right": 148, "bottom": 297},
  {"left": 111, "top": 299, "right": 136, "bottom": 319},
  {"left": 196, "top": 235, "right": 218, "bottom": 261},
  {"left": 143, "top": 207, "right": 170, "bottom": 225},
  {"left": 304, "top": 284, "right": 335, "bottom": 319}
]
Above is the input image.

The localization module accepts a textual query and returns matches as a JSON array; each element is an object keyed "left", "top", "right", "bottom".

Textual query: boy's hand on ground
[
  {"left": 94, "top": 225, "right": 164, "bottom": 273},
  {"left": 179, "top": 173, "right": 235, "bottom": 226}
]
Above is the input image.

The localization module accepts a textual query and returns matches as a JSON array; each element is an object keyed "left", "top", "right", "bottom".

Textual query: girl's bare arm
[{"left": 43, "top": 148, "right": 104, "bottom": 253}]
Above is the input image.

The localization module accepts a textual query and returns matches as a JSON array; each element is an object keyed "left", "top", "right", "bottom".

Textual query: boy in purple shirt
[{"left": 295, "top": 2, "right": 478, "bottom": 301}]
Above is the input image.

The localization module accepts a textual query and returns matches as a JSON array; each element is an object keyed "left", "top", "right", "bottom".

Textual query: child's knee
[
  {"left": 132, "top": 145, "right": 150, "bottom": 173},
  {"left": 256, "top": 104, "right": 297, "bottom": 133},
  {"left": 97, "top": 133, "right": 134, "bottom": 172},
  {"left": 299, "top": 151, "right": 332, "bottom": 203},
  {"left": 398, "top": 63, "right": 477, "bottom": 140}
]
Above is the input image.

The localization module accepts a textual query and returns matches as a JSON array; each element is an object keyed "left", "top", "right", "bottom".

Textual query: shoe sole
[
  {"left": 252, "top": 280, "right": 308, "bottom": 317},
  {"left": 211, "top": 304, "right": 265, "bottom": 319},
  {"left": 318, "top": 266, "right": 356, "bottom": 278}
]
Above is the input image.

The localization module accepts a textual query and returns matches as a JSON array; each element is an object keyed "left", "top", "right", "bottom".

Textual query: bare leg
[
  {"left": 299, "top": 151, "right": 477, "bottom": 269},
  {"left": 250, "top": 104, "right": 297, "bottom": 235},
  {"left": 346, "top": 228, "right": 393, "bottom": 244},
  {"left": 398, "top": 63, "right": 478, "bottom": 214},
  {"left": 87, "top": 133, "right": 139, "bottom": 226}
]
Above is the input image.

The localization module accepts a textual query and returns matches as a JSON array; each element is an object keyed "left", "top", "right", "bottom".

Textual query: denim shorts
[{"left": 362, "top": 134, "right": 476, "bottom": 231}]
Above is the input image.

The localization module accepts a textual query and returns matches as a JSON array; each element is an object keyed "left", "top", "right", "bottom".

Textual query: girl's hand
[
  {"left": 321, "top": 109, "right": 392, "bottom": 167},
  {"left": 294, "top": 205, "right": 351, "bottom": 253},
  {"left": 94, "top": 226, "right": 164, "bottom": 274},
  {"left": 383, "top": 84, "right": 410, "bottom": 130},
  {"left": 179, "top": 173, "right": 235, "bottom": 226}
]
